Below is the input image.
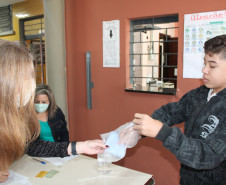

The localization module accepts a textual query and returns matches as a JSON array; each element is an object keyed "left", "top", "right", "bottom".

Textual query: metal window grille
[
  {"left": 0, "top": 5, "right": 13, "bottom": 35},
  {"left": 19, "top": 15, "right": 44, "bottom": 41},
  {"left": 19, "top": 15, "right": 45, "bottom": 85},
  {"left": 130, "top": 15, "right": 179, "bottom": 91}
]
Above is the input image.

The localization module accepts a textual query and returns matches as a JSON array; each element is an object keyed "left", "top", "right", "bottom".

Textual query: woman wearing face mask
[
  {"left": 27, "top": 84, "right": 107, "bottom": 158},
  {"left": 34, "top": 84, "right": 69, "bottom": 143}
]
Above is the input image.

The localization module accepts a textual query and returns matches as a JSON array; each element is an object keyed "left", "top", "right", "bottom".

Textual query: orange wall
[{"left": 64, "top": 0, "right": 225, "bottom": 184}]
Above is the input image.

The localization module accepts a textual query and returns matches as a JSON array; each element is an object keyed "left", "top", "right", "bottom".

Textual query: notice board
[{"left": 183, "top": 10, "right": 226, "bottom": 78}]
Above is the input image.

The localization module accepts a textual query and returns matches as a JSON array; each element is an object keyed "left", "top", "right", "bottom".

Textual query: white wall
[{"left": 43, "top": 0, "right": 68, "bottom": 122}]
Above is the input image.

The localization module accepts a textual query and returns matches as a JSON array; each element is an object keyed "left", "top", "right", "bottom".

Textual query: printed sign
[{"left": 183, "top": 10, "right": 226, "bottom": 78}]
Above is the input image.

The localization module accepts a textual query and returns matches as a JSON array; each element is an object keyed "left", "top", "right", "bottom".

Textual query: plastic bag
[{"left": 100, "top": 122, "right": 140, "bottom": 162}]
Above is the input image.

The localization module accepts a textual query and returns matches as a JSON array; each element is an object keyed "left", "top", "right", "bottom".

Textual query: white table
[{"left": 10, "top": 154, "right": 154, "bottom": 185}]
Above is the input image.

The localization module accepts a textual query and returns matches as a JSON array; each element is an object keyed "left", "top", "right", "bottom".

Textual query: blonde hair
[{"left": 0, "top": 40, "right": 40, "bottom": 171}]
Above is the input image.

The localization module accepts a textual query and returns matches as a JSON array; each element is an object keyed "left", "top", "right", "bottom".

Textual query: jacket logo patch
[{"left": 200, "top": 115, "right": 219, "bottom": 138}]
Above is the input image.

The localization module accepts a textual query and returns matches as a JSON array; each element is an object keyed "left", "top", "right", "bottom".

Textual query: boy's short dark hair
[{"left": 204, "top": 34, "right": 226, "bottom": 59}]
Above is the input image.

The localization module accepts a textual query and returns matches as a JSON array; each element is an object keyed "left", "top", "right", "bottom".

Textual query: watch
[{"left": 71, "top": 142, "right": 77, "bottom": 155}]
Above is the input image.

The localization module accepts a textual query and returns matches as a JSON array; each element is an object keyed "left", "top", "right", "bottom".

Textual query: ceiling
[{"left": 0, "top": 0, "right": 25, "bottom": 7}]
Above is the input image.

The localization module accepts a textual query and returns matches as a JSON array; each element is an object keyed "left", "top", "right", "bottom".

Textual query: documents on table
[
  {"left": 1, "top": 170, "right": 32, "bottom": 185},
  {"left": 35, "top": 170, "right": 59, "bottom": 178},
  {"left": 41, "top": 155, "right": 78, "bottom": 166}
]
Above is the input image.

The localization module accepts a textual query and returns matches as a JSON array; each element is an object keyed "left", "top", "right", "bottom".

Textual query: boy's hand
[
  {"left": 0, "top": 171, "right": 9, "bottom": 182},
  {"left": 133, "top": 113, "right": 163, "bottom": 138}
]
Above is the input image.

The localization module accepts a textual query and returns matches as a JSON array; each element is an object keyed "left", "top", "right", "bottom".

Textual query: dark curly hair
[{"left": 204, "top": 34, "right": 226, "bottom": 59}]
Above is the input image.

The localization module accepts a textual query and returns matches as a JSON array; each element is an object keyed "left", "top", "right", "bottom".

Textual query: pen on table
[{"left": 32, "top": 158, "right": 46, "bottom": 164}]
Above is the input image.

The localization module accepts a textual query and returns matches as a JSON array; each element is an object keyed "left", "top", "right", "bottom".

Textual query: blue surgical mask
[{"left": 35, "top": 103, "right": 49, "bottom": 113}]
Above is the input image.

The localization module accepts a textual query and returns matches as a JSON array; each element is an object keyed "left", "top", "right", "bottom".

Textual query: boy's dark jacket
[{"left": 153, "top": 85, "right": 226, "bottom": 185}]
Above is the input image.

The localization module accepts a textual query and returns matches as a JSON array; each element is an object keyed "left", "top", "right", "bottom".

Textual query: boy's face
[{"left": 202, "top": 53, "right": 226, "bottom": 93}]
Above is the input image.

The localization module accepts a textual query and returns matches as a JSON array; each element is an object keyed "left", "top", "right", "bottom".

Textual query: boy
[{"left": 133, "top": 34, "right": 226, "bottom": 185}]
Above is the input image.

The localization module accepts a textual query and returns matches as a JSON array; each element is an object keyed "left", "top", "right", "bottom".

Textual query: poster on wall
[
  {"left": 183, "top": 10, "right": 226, "bottom": 78},
  {"left": 103, "top": 20, "right": 120, "bottom": 68}
]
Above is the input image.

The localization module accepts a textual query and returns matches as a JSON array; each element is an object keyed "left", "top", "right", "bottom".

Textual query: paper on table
[
  {"left": 41, "top": 155, "right": 78, "bottom": 166},
  {"left": 1, "top": 170, "right": 32, "bottom": 185}
]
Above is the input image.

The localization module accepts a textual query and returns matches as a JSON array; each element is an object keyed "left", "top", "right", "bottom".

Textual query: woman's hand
[
  {"left": 76, "top": 140, "right": 108, "bottom": 155},
  {"left": 0, "top": 171, "right": 9, "bottom": 183},
  {"left": 133, "top": 113, "right": 163, "bottom": 138}
]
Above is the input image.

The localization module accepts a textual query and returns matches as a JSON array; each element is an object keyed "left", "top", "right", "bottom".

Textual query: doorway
[
  {"left": 19, "top": 14, "right": 46, "bottom": 85},
  {"left": 158, "top": 33, "right": 178, "bottom": 88}
]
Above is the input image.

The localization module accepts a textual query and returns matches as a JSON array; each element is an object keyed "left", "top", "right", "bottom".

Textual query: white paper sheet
[
  {"left": 41, "top": 155, "right": 78, "bottom": 166},
  {"left": 103, "top": 20, "right": 120, "bottom": 68},
  {"left": 1, "top": 170, "right": 32, "bottom": 185},
  {"left": 183, "top": 10, "right": 226, "bottom": 78}
]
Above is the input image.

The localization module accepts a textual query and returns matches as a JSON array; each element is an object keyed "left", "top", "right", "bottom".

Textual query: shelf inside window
[{"left": 125, "top": 86, "right": 176, "bottom": 95}]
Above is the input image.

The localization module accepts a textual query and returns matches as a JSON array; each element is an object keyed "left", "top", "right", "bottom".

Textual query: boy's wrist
[{"left": 155, "top": 123, "right": 171, "bottom": 142}]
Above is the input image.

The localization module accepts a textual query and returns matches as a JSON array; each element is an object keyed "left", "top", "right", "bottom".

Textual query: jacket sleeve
[
  {"left": 152, "top": 87, "right": 226, "bottom": 170},
  {"left": 151, "top": 89, "right": 192, "bottom": 127},
  {"left": 56, "top": 108, "right": 69, "bottom": 142},
  {"left": 26, "top": 139, "right": 70, "bottom": 158},
  {"left": 156, "top": 123, "right": 226, "bottom": 170}
]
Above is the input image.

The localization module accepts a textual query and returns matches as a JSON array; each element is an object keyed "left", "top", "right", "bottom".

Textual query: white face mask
[
  {"left": 17, "top": 80, "right": 36, "bottom": 107},
  {"left": 35, "top": 103, "right": 49, "bottom": 113}
]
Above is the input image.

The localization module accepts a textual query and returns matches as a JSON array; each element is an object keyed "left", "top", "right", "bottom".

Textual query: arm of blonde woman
[
  {"left": 0, "top": 171, "right": 9, "bottom": 183},
  {"left": 27, "top": 139, "right": 107, "bottom": 157},
  {"left": 68, "top": 139, "right": 107, "bottom": 155}
]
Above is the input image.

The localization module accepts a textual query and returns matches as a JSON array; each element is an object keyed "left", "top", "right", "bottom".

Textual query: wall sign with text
[
  {"left": 103, "top": 20, "right": 120, "bottom": 68},
  {"left": 183, "top": 10, "right": 226, "bottom": 78}
]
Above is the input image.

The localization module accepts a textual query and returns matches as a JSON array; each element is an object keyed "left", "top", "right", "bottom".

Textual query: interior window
[
  {"left": 127, "top": 15, "right": 178, "bottom": 95},
  {"left": 0, "top": 5, "right": 13, "bottom": 36}
]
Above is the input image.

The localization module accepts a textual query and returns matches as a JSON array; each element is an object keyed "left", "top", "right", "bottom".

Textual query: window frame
[
  {"left": 126, "top": 15, "right": 179, "bottom": 95},
  {"left": 0, "top": 5, "right": 14, "bottom": 36}
]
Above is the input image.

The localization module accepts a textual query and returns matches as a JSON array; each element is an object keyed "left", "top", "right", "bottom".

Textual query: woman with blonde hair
[
  {"left": 0, "top": 40, "right": 107, "bottom": 182},
  {"left": 0, "top": 39, "right": 40, "bottom": 181}
]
